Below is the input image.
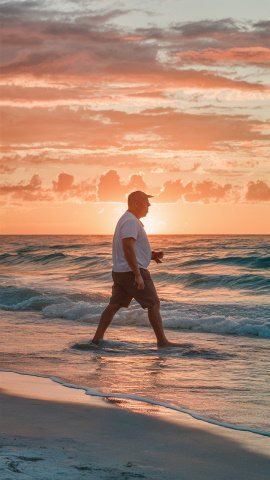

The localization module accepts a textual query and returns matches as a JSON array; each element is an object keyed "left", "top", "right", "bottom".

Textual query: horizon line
[{"left": 1, "top": 233, "right": 269, "bottom": 236}]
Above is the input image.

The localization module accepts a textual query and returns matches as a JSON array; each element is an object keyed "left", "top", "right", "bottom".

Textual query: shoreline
[
  {"left": 1, "top": 368, "right": 269, "bottom": 438},
  {"left": 1, "top": 371, "right": 269, "bottom": 479}
]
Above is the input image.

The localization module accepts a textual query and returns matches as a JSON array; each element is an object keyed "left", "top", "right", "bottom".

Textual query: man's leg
[
  {"left": 92, "top": 303, "right": 121, "bottom": 344},
  {"left": 147, "top": 303, "right": 187, "bottom": 348}
]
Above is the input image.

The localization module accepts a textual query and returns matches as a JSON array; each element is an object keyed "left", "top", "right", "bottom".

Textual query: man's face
[{"left": 136, "top": 198, "right": 151, "bottom": 218}]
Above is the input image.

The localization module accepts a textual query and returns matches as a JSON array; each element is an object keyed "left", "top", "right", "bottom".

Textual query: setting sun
[{"left": 143, "top": 207, "right": 167, "bottom": 235}]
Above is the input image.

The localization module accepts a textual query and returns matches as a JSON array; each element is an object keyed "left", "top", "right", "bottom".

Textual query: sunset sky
[{"left": 0, "top": 0, "right": 270, "bottom": 234}]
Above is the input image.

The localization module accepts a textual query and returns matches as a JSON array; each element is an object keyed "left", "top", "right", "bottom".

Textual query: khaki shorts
[{"left": 109, "top": 269, "right": 159, "bottom": 309}]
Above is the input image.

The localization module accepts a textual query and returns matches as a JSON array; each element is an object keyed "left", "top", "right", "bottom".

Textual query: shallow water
[{"left": 0, "top": 234, "right": 269, "bottom": 434}]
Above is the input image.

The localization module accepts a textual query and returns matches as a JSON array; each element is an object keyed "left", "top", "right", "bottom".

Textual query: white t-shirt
[{"left": 112, "top": 211, "right": 152, "bottom": 272}]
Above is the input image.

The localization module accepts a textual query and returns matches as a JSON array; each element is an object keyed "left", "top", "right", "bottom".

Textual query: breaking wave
[{"left": 1, "top": 284, "right": 269, "bottom": 338}]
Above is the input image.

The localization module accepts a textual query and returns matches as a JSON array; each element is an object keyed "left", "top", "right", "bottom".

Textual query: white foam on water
[
  {"left": 42, "top": 301, "right": 103, "bottom": 321},
  {"left": 162, "top": 310, "right": 270, "bottom": 338},
  {"left": 1, "top": 369, "right": 269, "bottom": 438},
  {"left": 43, "top": 300, "right": 270, "bottom": 337}
]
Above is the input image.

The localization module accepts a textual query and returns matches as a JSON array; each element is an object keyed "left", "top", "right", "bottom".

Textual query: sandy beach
[{"left": 0, "top": 371, "right": 269, "bottom": 480}]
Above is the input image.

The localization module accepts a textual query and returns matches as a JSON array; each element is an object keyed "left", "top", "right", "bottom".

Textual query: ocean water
[{"left": 0, "top": 234, "right": 269, "bottom": 435}]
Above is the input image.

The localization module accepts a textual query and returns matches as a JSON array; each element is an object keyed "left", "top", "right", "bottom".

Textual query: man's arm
[{"left": 122, "top": 237, "right": 144, "bottom": 290}]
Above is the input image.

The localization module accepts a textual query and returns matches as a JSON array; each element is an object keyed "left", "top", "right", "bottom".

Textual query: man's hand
[
  {"left": 151, "top": 251, "right": 163, "bottom": 264},
  {"left": 134, "top": 273, "right": 144, "bottom": 289}
]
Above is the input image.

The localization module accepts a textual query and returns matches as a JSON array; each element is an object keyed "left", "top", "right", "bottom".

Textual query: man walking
[{"left": 92, "top": 190, "right": 183, "bottom": 348}]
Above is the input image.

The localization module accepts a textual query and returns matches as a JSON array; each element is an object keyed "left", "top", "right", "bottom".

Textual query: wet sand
[{"left": 0, "top": 371, "right": 269, "bottom": 479}]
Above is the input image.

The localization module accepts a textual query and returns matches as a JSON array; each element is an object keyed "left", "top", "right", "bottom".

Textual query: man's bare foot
[
  {"left": 157, "top": 341, "right": 189, "bottom": 348},
  {"left": 91, "top": 338, "right": 101, "bottom": 345}
]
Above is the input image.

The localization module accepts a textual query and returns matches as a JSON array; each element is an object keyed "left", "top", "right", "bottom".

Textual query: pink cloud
[
  {"left": 175, "top": 47, "right": 270, "bottom": 67},
  {"left": 1, "top": 13, "right": 268, "bottom": 93}
]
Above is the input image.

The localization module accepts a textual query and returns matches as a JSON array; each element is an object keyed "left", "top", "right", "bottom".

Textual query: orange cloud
[
  {"left": 154, "top": 180, "right": 186, "bottom": 202},
  {"left": 0, "top": 172, "right": 96, "bottom": 203},
  {"left": 0, "top": 174, "right": 50, "bottom": 201},
  {"left": 183, "top": 180, "right": 232, "bottom": 203},
  {"left": 51, "top": 174, "right": 97, "bottom": 201},
  {"left": 0, "top": 161, "right": 16, "bottom": 174},
  {"left": 1, "top": 170, "right": 269, "bottom": 204},
  {"left": 154, "top": 179, "right": 232, "bottom": 203},
  {"left": 245, "top": 180, "right": 270, "bottom": 201},
  {"left": 52, "top": 173, "right": 74, "bottom": 193},
  {"left": 97, "top": 170, "right": 147, "bottom": 201},
  {"left": 2, "top": 106, "right": 268, "bottom": 152}
]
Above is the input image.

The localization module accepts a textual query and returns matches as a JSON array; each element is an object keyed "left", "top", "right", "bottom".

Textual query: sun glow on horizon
[{"left": 143, "top": 207, "right": 168, "bottom": 235}]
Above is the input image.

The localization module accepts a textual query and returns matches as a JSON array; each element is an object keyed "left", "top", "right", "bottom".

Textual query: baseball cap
[{"left": 127, "top": 191, "right": 153, "bottom": 204}]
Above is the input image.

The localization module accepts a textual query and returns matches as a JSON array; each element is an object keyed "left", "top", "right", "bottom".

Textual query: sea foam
[{"left": 1, "top": 283, "right": 269, "bottom": 338}]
